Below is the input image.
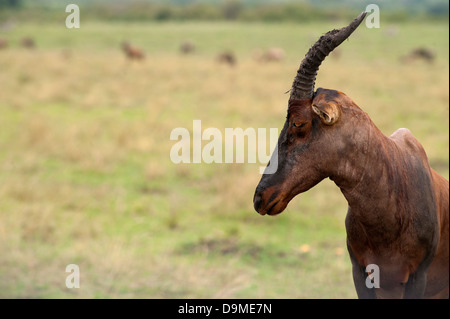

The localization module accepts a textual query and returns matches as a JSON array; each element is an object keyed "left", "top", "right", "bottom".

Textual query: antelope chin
[{"left": 260, "top": 198, "right": 289, "bottom": 216}]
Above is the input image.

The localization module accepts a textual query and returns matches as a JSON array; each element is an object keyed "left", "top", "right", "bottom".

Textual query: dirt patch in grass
[{"left": 178, "top": 237, "right": 308, "bottom": 265}]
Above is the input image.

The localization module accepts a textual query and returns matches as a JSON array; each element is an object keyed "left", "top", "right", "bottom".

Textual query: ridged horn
[{"left": 290, "top": 11, "right": 367, "bottom": 101}]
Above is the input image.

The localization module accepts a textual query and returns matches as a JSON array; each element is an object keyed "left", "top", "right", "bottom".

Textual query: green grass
[{"left": 0, "top": 20, "right": 448, "bottom": 298}]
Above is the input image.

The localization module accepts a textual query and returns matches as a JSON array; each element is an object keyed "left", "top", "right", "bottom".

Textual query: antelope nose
[{"left": 253, "top": 190, "right": 263, "bottom": 213}]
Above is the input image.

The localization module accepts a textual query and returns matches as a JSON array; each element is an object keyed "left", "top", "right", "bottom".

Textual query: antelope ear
[{"left": 312, "top": 102, "right": 340, "bottom": 125}]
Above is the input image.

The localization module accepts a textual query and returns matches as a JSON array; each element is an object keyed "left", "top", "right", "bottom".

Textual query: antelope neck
[{"left": 332, "top": 116, "right": 391, "bottom": 213}]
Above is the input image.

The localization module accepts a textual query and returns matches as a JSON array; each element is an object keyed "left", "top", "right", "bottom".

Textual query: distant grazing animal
[
  {"left": 384, "top": 25, "right": 399, "bottom": 37},
  {"left": 329, "top": 47, "right": 341, "bottom": 60},
  {"left": 61, "top": 49, "right": 72, "bottom": 60},
  {"left": 21, "top": 37, "right": 35, "bottom": 49},
  {"left": 0, "top": 37, "right": 7, "bottom": 49},
  {"left": 254, "top": 47, "right": 285, "bottom": 62},
  {"left": 0, "top": 20, "right": 16, "bottom": 32},
  {"left": 121, "top": 41, "right": 145, "bottom": 60},
  {"left": 401, "top": 47, "right": 435, "bottom": 64},
  {"left": 217, "top": 51, "right": 236, "bottom": 66},
  {"left": 253, "top": 12, "right": 449, "bottom": 299},
  {"left": 180, "top": 40, "right": 195, "bottom": 54}
]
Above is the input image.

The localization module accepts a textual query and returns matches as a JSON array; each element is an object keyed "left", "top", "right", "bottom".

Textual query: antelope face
[
  {"left": 252, "top": 12, "right": 366, "bottom": 216},
  {"left": 253, "top": 89, "right": 345, "bottom": 216}
]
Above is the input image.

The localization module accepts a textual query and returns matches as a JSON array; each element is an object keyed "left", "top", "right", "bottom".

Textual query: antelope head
[{"left": 253, "top": 12, "right": 367, "bottom": 215}]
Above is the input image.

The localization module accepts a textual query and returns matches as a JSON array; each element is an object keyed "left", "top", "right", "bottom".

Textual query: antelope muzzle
[{"left": 253, "top": 186, "right": 289, "bottom": 216}]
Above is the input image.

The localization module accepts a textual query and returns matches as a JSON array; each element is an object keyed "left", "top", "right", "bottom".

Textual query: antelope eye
[{"left": 292, "top": 122, "right": 306, "bottom": 128}]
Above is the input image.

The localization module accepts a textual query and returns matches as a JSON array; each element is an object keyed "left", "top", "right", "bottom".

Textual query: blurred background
[{"left": 0, "top": 0, "right": 448, "bottom": 298}]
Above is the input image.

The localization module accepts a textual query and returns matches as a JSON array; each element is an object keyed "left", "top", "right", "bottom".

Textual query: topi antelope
[
  {"left": 21, "top": 37, "right": 35, "bottom": 49},
  {"left": 253, "top": 12, "right": 449, "bottom": 299},
  {"left": 401, "top": 47, "right": 435, "bottom": 64},
  {"left": 0, "top": 37, "right": 7, "bottom": 49},
  {"left": 254, "top": 47, "right": 286, "bottom": 62},
  {"left": 180, "top": 40, "right": 195, "bottom": 54},
  {"left": 121, "top": 41, "right": 145, "bottom": 60},
  {"left": 217, "top": 51, "right": 236, "bottom": 66}
]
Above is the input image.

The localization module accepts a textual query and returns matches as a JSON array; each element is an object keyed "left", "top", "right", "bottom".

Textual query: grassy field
[{"left": 0, "top": 20, "right": 448, "bottom": 298}]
